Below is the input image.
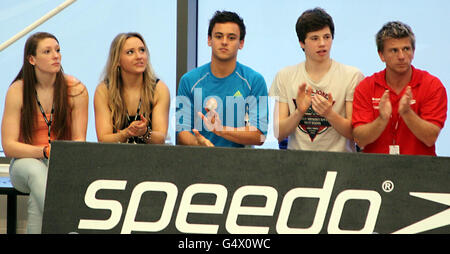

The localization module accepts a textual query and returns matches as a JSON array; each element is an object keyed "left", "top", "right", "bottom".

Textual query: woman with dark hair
[
  {"left": 1, "top": 32, "right": 88, "bottom": 233},
  {"left": 94, "top": 32, "right": 170, "bottom": 144}
]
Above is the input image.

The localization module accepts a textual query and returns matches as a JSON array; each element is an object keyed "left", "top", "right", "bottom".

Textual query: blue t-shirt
[{"left": 176, "top": 62, "right": 268, "bottom": 147}]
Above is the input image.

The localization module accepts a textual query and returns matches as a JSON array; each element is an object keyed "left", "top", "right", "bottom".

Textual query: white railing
[{"left": 0, "top": 0, "right": 77, "bottom": 52}]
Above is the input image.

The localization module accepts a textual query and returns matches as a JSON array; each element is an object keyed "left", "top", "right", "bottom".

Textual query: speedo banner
[{"left": 42, "top": 141, "right": 450, "bottom": 234}]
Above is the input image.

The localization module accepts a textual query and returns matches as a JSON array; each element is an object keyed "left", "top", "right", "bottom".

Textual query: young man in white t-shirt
[{"left": 269, "top": 7, "right": 364, "bottom": 152}]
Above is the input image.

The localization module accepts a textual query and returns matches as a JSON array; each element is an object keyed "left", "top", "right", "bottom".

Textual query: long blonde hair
[{"left": 102, "top": 32, "right": 158, "bottom": 131}]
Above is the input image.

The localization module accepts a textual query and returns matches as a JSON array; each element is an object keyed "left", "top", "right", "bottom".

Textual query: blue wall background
[{"left": 1, "top": 0, "right": 449, "bottom": 156}]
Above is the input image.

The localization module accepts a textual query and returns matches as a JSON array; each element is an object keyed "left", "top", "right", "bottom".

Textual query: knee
[{"left": 10, "top": 158, "right": 48, "bottom": 187}]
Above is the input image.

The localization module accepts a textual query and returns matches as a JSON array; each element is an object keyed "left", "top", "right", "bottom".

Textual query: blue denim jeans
[{"left": 9, "top": 158, "right": 48, "bottom": 234}]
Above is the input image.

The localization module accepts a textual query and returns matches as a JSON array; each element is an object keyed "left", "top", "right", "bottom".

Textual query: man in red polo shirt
[{"left": 352, "top": 21, "right": 447, "bottom": 156}]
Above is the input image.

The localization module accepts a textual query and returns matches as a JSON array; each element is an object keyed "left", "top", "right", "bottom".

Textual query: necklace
[{"left": 126, "top": 98, "right": 142, "bottom": 122}]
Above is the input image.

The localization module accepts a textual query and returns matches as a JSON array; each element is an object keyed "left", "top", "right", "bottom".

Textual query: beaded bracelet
[{"left": 140, "top": 126, "right": 152, "bottom": 143}]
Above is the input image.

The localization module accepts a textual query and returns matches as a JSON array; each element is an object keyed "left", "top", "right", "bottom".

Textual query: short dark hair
[
  {"left": 208, "top": 11, "right": 246, "bottom": 40},
  {"left": 296, "top": 7, "right": 335, "bottom": 44},
  {"left": 376, "top": 21, "right": 416, "bottom": 53}
]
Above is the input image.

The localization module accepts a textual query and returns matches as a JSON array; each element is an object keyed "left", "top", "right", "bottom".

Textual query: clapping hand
[
  {"left": 192, "top": 129, "right": 214, "bottom": 147},
  {"left": 312, "top": 92, "right": 334, "bottom": 117},
  {"left": 198, "top": 108, "right": 223, "bottom": 133},
  {"left": 398, "top": 86, "right": 413, "bottom": 116},
  {"left": 126, "top": 114, "right": 148, "bottom": 137},
  {"left": 379, "top": 90, "right": 392, "bottom": 121},
  {"left": 296, "top": 83, "right": 313, "bottom": 114}
]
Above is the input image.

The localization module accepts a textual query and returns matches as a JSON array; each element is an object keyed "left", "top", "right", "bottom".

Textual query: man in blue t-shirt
[{"left": 176, "top": 11, "right": 268, "bottom": 147}]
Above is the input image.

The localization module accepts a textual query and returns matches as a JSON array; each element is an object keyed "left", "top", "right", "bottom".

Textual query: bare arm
[
  {"left": 215, "top": 126, "right": 265, "bottom": 145},
  {"left": 399, "top": 87, "right": 441, "bottom": 147},
  {"left": 1, "top": 81, "right": 46, "bottom": 158},
  {"left": 177, "top": 118, "right": 264, "bottom": 146},
  {"left": 273, "top": 83, "right": 312, "bottom": 142},
  {"left": 312, "top": 93, "right": 353, "bottom": 140},
  {"left": 177, "top": 131, "right": 198, "bottom": 146},
  {"left": 400, "top": 110, "right": 441, "bottom": 147},
  {"left": 353, "top": 116, "right": 390, "bottom": 148},
  {"left": 199, "top": 110, "right": 265, "bottom": 146},
  {"left": 69, "top": 82, "right": 89, "bottom": 141},
  {"left": 94, "top": 83, "right": 132, "bottom": 143},
  {"left": 148, "top": 80, "right": 170, "bottom": 144},
  {"left": 177, "top": 130, "right": 214, "bottom": 147},
  {"left": 328, "top": 101, "right": 353, "bottom": 140}
]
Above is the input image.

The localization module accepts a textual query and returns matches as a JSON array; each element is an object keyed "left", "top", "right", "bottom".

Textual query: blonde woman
[
  {"left": 1, "top": 32, "right": 89, "bottom": 233},
  {"left": 94, "top": 33, "right": 170, "bottom": 144}
]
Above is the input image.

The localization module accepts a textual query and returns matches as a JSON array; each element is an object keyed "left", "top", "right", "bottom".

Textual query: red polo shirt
[{"left": 352, "top": 66, "right": 447, "bottom": 156}]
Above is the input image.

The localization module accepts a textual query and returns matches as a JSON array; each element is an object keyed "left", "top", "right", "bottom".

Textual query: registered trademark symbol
[{"left": 382, "top": 180, "right": 394, "bottom": 192}]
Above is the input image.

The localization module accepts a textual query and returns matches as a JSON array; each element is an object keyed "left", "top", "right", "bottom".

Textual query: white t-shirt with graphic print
[{"left": 269, "top": 60, "right": 364, "bottom": 152}]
